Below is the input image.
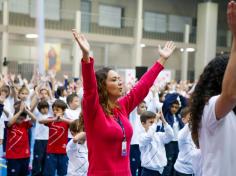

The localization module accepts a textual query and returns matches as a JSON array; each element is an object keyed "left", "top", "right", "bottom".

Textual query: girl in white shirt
[
  {"left": 189, "top": 2, "right": 236, "bottom": 176},
  {"left": 139, "top": 111, "right": 174, "bottom": 176},
  {"left": 174, "top": 107, "right": 198, "bottom": 176},
  {"left": 66, "top": 115, "right": 88, "bottom": 176}
]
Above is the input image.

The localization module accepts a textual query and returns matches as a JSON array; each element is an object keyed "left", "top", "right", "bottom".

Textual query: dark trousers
[
  {"left": 7, "top": 158, "right": 30, "bottom": 176},
  {"left": 32, "top": 140, "right": 48, "bottom": 176},
  {"left": 174, "top": 170, "right": 194, "bottom": 176},
  {"left": 141, "top": 167, "right": 161, "bottom": 176},
  {"left": 162, "top": 141, "right": 179, "bottom": 176},
  {"left": 3, "top": 121, "right": 8, "bottom": 152},
  {"left": 130, "top": 144, "right": 142, "bottom": 176},
  {"left": 43, "top": 153, "right": 68, "bottom": 176}
]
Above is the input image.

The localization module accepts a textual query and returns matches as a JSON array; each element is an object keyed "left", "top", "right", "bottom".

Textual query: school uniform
[
  {"left": 6, "top": 121, "right": 32, "bottom": 176},
  {"left": 65, "top": 107, "right": 81, "bottom": 138},
  {"left": 2, "top": 97, "right": 14, "bottom": 153},
  {"left": 32, "top": 113, "right": 50, "bottom": 176},
  {"left": 199, "top": 95, "right": 236, "bottom": 176},
  {"left": 66, "top": 140, "right": 88, "bottom": 176},
  {"left": 43, "top": 118, "right": 69, "bottom": 176},
  {"left": 129, "top": 108, "right": 145, "bottom": 176},
  {"left": 174, "top": 124, "right": 194, "bottom": 176},
  {"left": 139, "top": 123, "right": 174, "bottom": 176},
  {"left": 161, "top": 93, "right": 186, "bottom": 176},
  {"left": 191, "top": 149, "right": 202, "bottom": 176}
]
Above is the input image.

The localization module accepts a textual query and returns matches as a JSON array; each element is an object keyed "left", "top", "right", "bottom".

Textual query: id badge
[{"left": 121, "top": 141, "right": 127, "bottom": 157}]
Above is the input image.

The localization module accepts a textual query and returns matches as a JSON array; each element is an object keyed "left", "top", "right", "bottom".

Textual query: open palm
[
  {"left": 158, "top": 41, "right": 176, "bottom": 59},
  {"left": 72, "top": 29, "right": 90, "bottom": 56}
]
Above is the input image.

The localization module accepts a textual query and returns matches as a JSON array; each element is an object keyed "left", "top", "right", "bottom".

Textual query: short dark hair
[
  {"left": 37, "top": 100, "right": 49, "bottom": 112},
  {"left": 140, "top": 111, "right": 156, "bottom": 123},
  {"left": 52, "top": 99, "right": 67, "bottom": 111},
  {"left": 56, "top": 86, "right": 66, "bottom": 97},
  {"left": 66, "top": 93, "right": 78, "bottom": 105}
]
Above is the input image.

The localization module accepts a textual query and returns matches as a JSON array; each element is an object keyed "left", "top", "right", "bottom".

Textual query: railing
[
  {"left": 0, "top": 10, "right": 230, "bottom": 47},
  {"left": 7, "top": 59, "right": 73, "bottom": 81},
  {"left": 143, "top": 26, "right": 197, "bottom": 43},
  {"left": 81, "top": 12, "right": 135, "bottom": 37}
]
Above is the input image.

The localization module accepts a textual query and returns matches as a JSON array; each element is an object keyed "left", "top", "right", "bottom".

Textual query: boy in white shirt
[
  {"left": 66, "top": 116, "right": 88, "bottom": 176},
  {"left": 32, "top": 100, "right": 50, "bottom": 176},
  {"left": 129, "top": 101, "right": 147, "bottom": 176},
  {"left": 139, "top": 111, "right": 174, "bottom": 176},
  {"left": 65, "top": 93, "right": 81, "bottom": 139}
]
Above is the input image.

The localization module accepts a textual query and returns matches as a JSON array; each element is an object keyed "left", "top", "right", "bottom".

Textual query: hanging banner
[{"left": 45, "top": 43, "right": 61, "bottom": 72}]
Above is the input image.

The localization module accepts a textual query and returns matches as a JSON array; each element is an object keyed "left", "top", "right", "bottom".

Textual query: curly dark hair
[
  {"left": 189, "top": 55, "right": 236, "bottom": 148},
  {"left": 95, "top": 67, "right": 118, "bottom": 115}
]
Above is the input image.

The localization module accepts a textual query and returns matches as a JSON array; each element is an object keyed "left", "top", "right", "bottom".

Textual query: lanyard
[{"left": 115, "top": 116, "right": 126, "bottom": 141}]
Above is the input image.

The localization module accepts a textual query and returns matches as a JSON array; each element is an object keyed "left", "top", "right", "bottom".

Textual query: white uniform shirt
[
  {"left": 139, "top": 123, "right": 174, "bottom": 173},
  {"left": 66, "top": 140, "right": 88, "bottom": 176},
  {"left": 65, "top": 107, "right": 81, "bottom": 138},
  {"left": 34, "top": 113, "right": 50, "bottom": 140},
  {"left": 174, "top": 124, "right": 194, "bottom": 174},
  {"left": 199, "top": 95, "right": 236, "bottom": 176},
  {"left": 129, "top": 108, "right": 145, "bottom": 145},
  {"left": 192, "top": 149, "right": 202, "bottom": 176},
  {"left": 172, "top": 115, "right": 180, "bottom": 141}
]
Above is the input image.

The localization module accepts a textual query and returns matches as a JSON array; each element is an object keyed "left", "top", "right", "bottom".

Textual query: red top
[
  {"left": 82, "top": 58, "right": 164, "bottom": 176},
  {"left": 46, "top": 119, "right": 69, "bottom": 154},
  {"left": 6, "top": 121, "right": 32, "bottom": 159}
]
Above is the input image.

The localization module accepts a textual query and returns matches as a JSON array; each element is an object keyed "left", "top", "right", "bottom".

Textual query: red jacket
[{"left": 82, "top": 58, "right": 164, "bottom": 176}]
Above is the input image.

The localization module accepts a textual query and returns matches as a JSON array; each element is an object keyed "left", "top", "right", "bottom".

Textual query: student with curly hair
[{"left": 189, "top": 1, "right": 236, "bottom": 176}]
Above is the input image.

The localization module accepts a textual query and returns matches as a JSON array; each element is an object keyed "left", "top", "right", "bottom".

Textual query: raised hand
[
  {"left": 72, "top": 29, "right": 90, "bottom": 61},
  {"left": 227, "top": 1, "right": 236, "bottom": 36},
  {"left": 158, "top": 41, "right": 176, "bottom": 59}
]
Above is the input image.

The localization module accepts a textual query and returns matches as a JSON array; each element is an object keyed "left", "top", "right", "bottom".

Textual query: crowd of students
[
  {"left": 0, "top": 64, "right": 197, "bottom": 176},
  {"left": 0, "top": 1, "right": 236, "bottom": 176}
]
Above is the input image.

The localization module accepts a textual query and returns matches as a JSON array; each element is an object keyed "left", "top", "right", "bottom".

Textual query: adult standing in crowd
[
  {"left": 190, "top": 1, "right": 236, "bottom": 176},
  {"left": 72, "top": 29, "right": 176, "bottom": 176}
]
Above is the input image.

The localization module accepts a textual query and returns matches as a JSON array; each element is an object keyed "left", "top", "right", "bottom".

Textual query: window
[
  {"left": 30, "top": 0, "right": 60, "bottom": 20},
  {"left": 9, "top": 0, "right": 29, "bottom": 14},
  {"left": 144, "top": 12, "right": 167, "bottom": 33},
  {"left": 168, "top": 15, "right": 192, "bottom": 33},
  {"left": 99, "top": 5, "right": 122, "bottom": 28}
]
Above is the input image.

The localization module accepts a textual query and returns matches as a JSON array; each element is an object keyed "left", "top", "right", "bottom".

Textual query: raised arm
[
  {"left": 72, "top": 29, "right": 90, "bottom": 63},
  {"left": 7, "top": 102, "right": 25, "bottom": 127},
  {"left": 25, "top": 107, "right": 37, "bottom": 122},
  {"left": 72, "top": 29, "right": 100, "bottom": 123},
  {"left": 215, "top": 1, "right": 236, "bottom": 119},
  {"left": 119, "top": 41, "right": 176, "bottom": 115},
  {"left": 39, "top": 117, "right": 57, "bottom": 124}
]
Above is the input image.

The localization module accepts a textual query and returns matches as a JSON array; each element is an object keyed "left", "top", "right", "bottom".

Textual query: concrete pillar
[
  {"left": 73, "top": 11, "right": 82, "bottom": 78},
  {"left": 104, "top": 44, "right": 109, "bottom": 67},
  {"left": 181, "top": 24, "right": 190, "bottom": 81},
  {"left": 133, "top": 0, "right": 143, "bottom": 66},
  {"left": 36, "top": 0, "right": 45, "bottom": 75},
  {"left": 1, "top": 0, "right": 9, "bottom": 75},
  {"left": 194, "top": 2, "right": 218, "bottom": 79}
]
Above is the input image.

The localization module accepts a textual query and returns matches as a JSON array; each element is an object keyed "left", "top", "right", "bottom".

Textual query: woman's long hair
[
  {"left": 95, "top": 67, "right": 118, "bottom": 115},
  {"left": 189, "top": 55, "right": 233, "bottom": 148}
]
